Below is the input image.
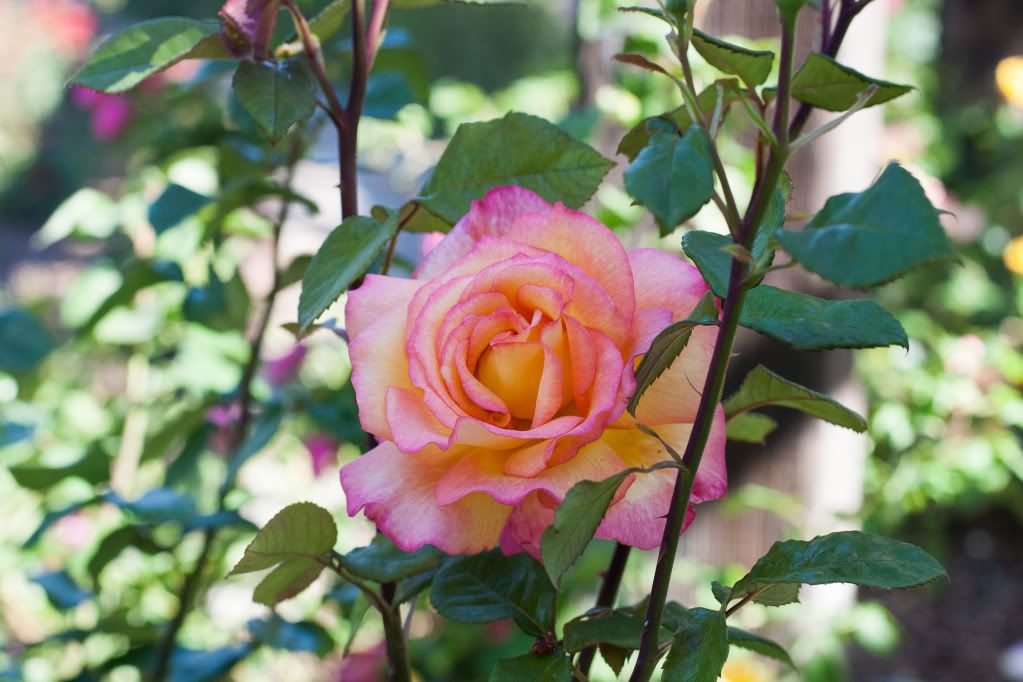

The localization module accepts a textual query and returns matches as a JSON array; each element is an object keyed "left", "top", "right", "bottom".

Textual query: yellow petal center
[{"left": 475, "top": 342, "right": 545, "bottom": 420}]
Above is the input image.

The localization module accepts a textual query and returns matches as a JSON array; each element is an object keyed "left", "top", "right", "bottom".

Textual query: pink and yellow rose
[{"left": 340, "top": 186, "right": 726, "bottom": 556}]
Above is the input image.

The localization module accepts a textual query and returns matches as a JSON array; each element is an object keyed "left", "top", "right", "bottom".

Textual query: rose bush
[{"left": 340, "top": 186, "right": 727, "bottom": 556}]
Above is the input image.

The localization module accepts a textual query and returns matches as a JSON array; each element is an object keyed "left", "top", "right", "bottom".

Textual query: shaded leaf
[
  {"left": 724, "top": 365, "right": 866, "bottom": 430},
  {"left": 80, "top": 259, "right": 184, "bottom": 333},
  {"left": 23, "top": 497, "right": 101, "bottom": 549},
  {"left": 167, "top": 644, "right": 254, "bottom": 682},
  {"left": 232, "top": 59, "right": 317, "bottom": 143},
  {"left": 298, "top": 214, "right": 399, "bottom": 331},
  {"left": 740, "top": 286, "right": 908, "bottom": 351},
  {"left": 247, "top": 616, "right": 333, "bottom": 656},
  {"left": 343, "top": 534, "right": 443, "bottom": 583},
  {"left": 149, "top": 184, "right": 212, "bottom": 234},
  {"left": 776, "top": 163, "right": 955, "bottom": 287},
  {"left": 419, "top": 112, "right": 613, "bottom": 225},
  {"left": 662, "top": 607, "right": 728, "bottom": 682},
  {"left": 725, "top": 412, "right": 777, "bottom": 444},
  {"left": 563, "top": 611, "right": 672, "bottom": 653},
  {"left": 0, "top": 308, "right": 55, "bottom": 373},
  {"left": 625, "top": 129, "right": 714, "bottom": 235},
  {"left": 9, "top": 443, "right": 110, "bottom": 491},
  {"left": 541, "top": 471, "right": 632, "bottom": 588},
  {"left": 32, "top": 571, "right": 91, "bottom": 610},
  {"left": 221, "top": 405, "right": 284, "bottom": 493},
  {"left": 88, "top": 526, "right": 164, "bottom": 585},
  {"left": 727, "top": 627, "right": 797, "bottom": 670},
  {"left": 103, "top": 488, "right": 196, "bottom": 524},
  {"left": 691, "top": 29, "right": 774, "bottom": 87},
  {"left": 629, "top": 291, "right": 718, "bottom": 415},
  {"left": 431, "top": 550, "right": 556, "bottom": 636},
  {"left": 730, "top": 531, "right": 947, "bottom": 606},
  {"left": 790, "top": 53, "right": 912, "bottom": 111},
  {"left": 490, "top": 651, "right": 571, "bottom": 682},
  {"left": 70, "top": 18, "right": 221, "bottom": 93}
]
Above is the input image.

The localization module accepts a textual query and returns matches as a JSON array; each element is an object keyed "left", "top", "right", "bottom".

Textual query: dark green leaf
[
  {"left": 490, "top": 651, "right": 571, "bottom": 682},
  {"left": 32, "top": 571, "right": 91, "bottom": 610},
  {"left": 625, "top": 129, "right": 714, "bottom": 235},
  {"left": 184, "top": 510, "right": 255, "bottom": 533},
  {"left": 661, "top": 608, "right": 728, "bottom": 682},
  {"left": 618, "top": 81, "right": 740, "bottom": 161},
  {"left": 563, "top": 611, "right": 672, "bottom": 653},
  {"left": 297, "top": 214, "right": 399, "bottom": 331},
  {"left": 165, "top": 423, "right": 214, "bottom": 488},
  {"left": 629, "top": 291, "right": 718, "bottom": 415},
  {"left": 601, "top": 644, "right": 630, "bottom": 676},
  {"left": 88, "top": 526, "right": 164, "bottom": 585},
  {"left": 70, "top": 18, "right": 221, "bottom": 93},
  {"left": 541, "top": 472, "right": 631, "bottom": 588},
  {"left": 724, "top": 365, "right": 866, "bottom": 430},
  {"left": 248, "top": 616, "right": 333, "bottom": 656},
  {"left": 149, "top": 184, "right": 212, "bottom": 234},
  {"left": 431, "top": 550, "right": 556, "bottom": 636},
  {"left": 343, "top": 534, "right": 443, "bottom": 583},
  {"left": 740, "top": 286, "right": 908, "bottom": 350},
  {"left": 681, "top": 231, "right": 733, "bottom": 297},
  {"left": 730, "top": 531, "right": 947, "bottom": 606},
  {"left": 23, "top": 498, "right": 101, "bottom": 549},
  {"left": 104, "top": 488, "right": 196, "bottom": 524},
  {"left": 232, "top": 59, "right": 317, "bottom": 143},
  {"left": 790, "top": 53, "right": 912, "bottom": 111},
  {"left": 167, "top": 644, "right": 254, "bottom": 682},
  {"left": 0, "top": 307, "right": 55, "bottom": 373},
  {"left": 725, "top": 413, "right": 777, "bottom": 444},
  {"left": 0, "top": 422, "right": 33, "bottom": 447},
  {"left": 253, "top": 560, "right": 327, "bottom": 607},
  {"left": 9, "top": 443, "right": 110, "bottom": 491},
  {"left": 394, "top": 569, "right": 436, "bottom": 604},
  {"left": 776, "top": 163, "right": 955, "bottom": 287},
  {"left": 419, "top": 111, "right": 613, "bottom": 225},
  {"left": 710, "top": 581, "right": 731, "bottom": 605},
  {"left": 691, "top": 29, "right": 774, "bottom": 87},
  {"left": 278, "top": 255, "right": 312, "bottom": 290},
  {"left": 728, "top": 627, "right": 797, "bottom": 670}
]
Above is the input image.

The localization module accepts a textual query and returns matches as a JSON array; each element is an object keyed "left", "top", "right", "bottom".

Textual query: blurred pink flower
[
  {"left": 207, "top": 403, "right": 242, "bottom": 454},
  {"left": 945, "top": 334, "right": 987, "bottom": 378},
  {"left": 304, "top": 433, "right": 339, "bottom": 477},
  {"left": 54, "top": 512, "right": 94, "bottom": 549},
  {"left": 337, "top": 643, "right": 387, "bottom": 682},
  {"left": 70, "top": 86, "right": 133, "bottom": 140},
  {"left": 263, "top": 344, "right": 307, "bottom": 386},
  {"left": 29, "top": 0, "right": 97, "bottom": 57}
]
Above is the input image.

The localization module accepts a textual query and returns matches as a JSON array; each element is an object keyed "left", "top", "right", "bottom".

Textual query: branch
[{"left": 577, "top": 543, "right": 632, "bottom": 676}]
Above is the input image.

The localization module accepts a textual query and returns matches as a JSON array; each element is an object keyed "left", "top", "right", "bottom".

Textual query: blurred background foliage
[{"left": 1, "top": 0, "right": 1022, "bottom": 681}]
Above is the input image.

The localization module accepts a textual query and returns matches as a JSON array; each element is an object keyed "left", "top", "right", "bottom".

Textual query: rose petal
[
  {"left": 340, "top": 441, "right": 511, "bottom": 554},
  {"left": 348, "top": 304, "right": 414, "bottom": 441},
  {"left": 346, "top": 274, "right": 423, "bottom": 339}
]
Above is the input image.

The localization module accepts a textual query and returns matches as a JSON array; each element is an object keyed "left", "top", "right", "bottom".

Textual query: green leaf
[
  {"left": 790, "top": 53, "right": 912, "bottom": 112},
  {"left": 629, "top": 291, "right": 718, "bottom": 415},
  {"left": 32, "top": 571, "right": 92, "bottom": 610},
  {"left": 776, "top": 163, "right": 955, "bottom": 287},
  {"left": 725, "top": 413, "right": 777, "bottom": 444},
  {"left": 307, "top": 1, "right": 350, "bottom": 42},
  {"left": 490, "top": 651, "right": 572, "bottom": 682},
  {"left": 23, "top": 498, "right": 101, "bottom": 549},
  {"left": 88, "top": 526, "right": 164, "bottom": 585},
  {"left": 563, "top": 611, "right": 672, "bottom": 653},
  {"left": 221, "top": 405, "right": 283, "bottom": 493},
  {"left": 297, "top": 214, "right": 399, "bottom": 331},
  {"left": 167, "top": 644, "right": 254, "bottom": 682},
  {"left": 691, "top": 30, "right": 774, "bottom": 87},
  {"left": 229, "top": 502, "right": 338, "bottom": 607},
  {"left": 149, "top": 184, "right": 212, "bottom": 234},
  {"left": 10, "top": 443, "right": 110, "bottom": 490},
  {"left": 165, "top": 423, "right": 213, "bottom": 488},
  {"left": 710, "top": 581, "right": 731, "bottom": 605},
  {"left": 600, "top": 644, "right": 630, "bottom": 677},
  {"left": 80, "top": 259, "right": 184, "bottom": 333},
  {"left": 727, "top": 627, "right": 797, "bottom": 670},
  {"left": 724, "top": 365, "right": 866, "bottom": 431},
  {"left": 740, "top": 286, "right": 908, "bottom": 350},
  {"left": 730, "top": 531, "right": 947, "bottom": 607},
  {"left": 419, "top": 111, "right": 613, "bottom": 225},
  {"left": 625, "top": 129, "right": 714, "bottom": 235},
  {"left": 618, "top": 81, "right": 740, "bottom": 161},
  {"left": 70, "top": 18, "right": 221, "bottom": 93},
  {"left": 681, "top": 231, "right": 733, "bottom": 297},
  {"left": 232, "top": 59, "right": 317, "bottom": 143},
  {"left": 662, "top": 607, "right": 728, "bottom": 682},
  {"left": 103, "top": 488, "right": 196, "bottom": 525},
  {"left": 0, "top": 307, "right": 55, "bottom": 373},
  {"left": 540, "top": 472, "right": 631, "bottom": 588},
  {"left": 430, "top": 550, "right": 556, "bottom": 636},
  {"left": 248, "top": 616, "right": 334, "bottom": 656},
  {"left": 343, "top": 534, "right": 443, "bottom": 583}
]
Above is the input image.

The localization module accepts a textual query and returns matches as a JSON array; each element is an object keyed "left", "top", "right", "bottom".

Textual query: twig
[{"left": 577, "top": 543, "right": 632, "bottom": 676}]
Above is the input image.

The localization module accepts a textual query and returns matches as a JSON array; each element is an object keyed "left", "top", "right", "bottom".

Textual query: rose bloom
[{"left": 340, "top": 187, "right": 726, "bottom": 556}]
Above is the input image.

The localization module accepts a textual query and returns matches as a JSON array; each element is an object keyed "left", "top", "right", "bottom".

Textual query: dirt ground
[{"left": 848, "top": 512, "right": 1023, "bottom": 682}]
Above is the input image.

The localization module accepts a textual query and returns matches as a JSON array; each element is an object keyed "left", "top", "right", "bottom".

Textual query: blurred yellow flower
[
  {"left": 996, "top": 56, "right": 1023, "bottom": 107},
  {"left": 719, "top": 659, "right": 775, "bottom": 682},
  {"left": 1003, "top": 235, "right": 1023, "bottom": 275}
]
